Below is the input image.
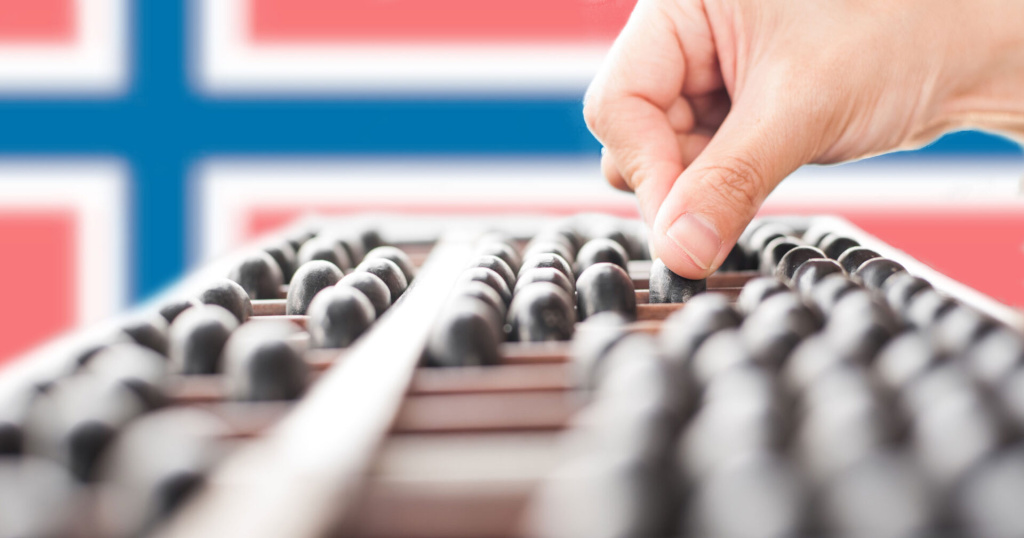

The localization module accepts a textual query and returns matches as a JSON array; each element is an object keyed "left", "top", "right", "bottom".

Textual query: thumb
[{"left": 647, "top": 96, "right": 817, "bottom": 279}]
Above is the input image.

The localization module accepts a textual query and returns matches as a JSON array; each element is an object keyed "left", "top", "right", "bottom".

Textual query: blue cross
[{"left": 0, "top": 2, "right": 1017, "bottom": 303}]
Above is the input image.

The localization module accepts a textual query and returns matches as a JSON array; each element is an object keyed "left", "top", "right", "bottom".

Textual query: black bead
[
  {"left": 168, "top": 305, "right": 238, "bottom": 375},
  {"left": 84, "top": 343, "right": 170, "bottom": 410},
  {"left": 228, "top": 251, "right": 285, "bottom": 300},
  {"left": 424, "top": 299, "right": 502, "bottom": 367},
  {"left": 736, "top": 276, "right": 788, "bottom": 315},
  {"left": 965, "top": 327, "right": 1024, "bottom": 389},
  {"left": 307, "top": 286, "right": 376, "bottom": 349},
  {"left": 518, "top": 252, "right": 574, "bottom": 282},
  {"left": 575, "top": 238, "right": 629, "bottom": 275},
  {"left": 807, "top": 273, "right": 860, "bottom": 316},
  {"left": 158, "top": 297, "right": 201, "bottom": 324},
  {"left": 508, "top": 282, "right": 576, "bottom": 342},
  {"left": 356, "top": 257, "right": 409, "bottom": 303},
  {"left": 955, "top": 445, "right": 1024, "bottom": 538},
  {"left": 263, "top": 241, "right": 298, "bottom": 284},
  {"left": 932, "top": 305, "right": 999, "bottom": 355},
  {"left": 458, "top": 267, "right": 512, "bottom": 306},
  {"left": 659, "top": 293, "right": 742, "bottom": 366},
  {"left": 836, "top": 247, "right": 881, "bottom": 274},
  {"left": 576, "top": 263, "right": 637, "bottom": 321},
  {"left": 648, "top": 259, "right": 706, "bottom": 304},
  {"left": 286, "top": 260, "right": 344, "bottom": 315},
  {"left": 120, "top": 312, "right": 170, "bottom": 356},
  {"left": 819, "top": 235, "right": 861, "bottom": 260},
  {"left": 823, "top": 452, "right": 935, "bottom": 537},
  {"left": 295, "top": 235, "right": 351, "bottom": 272},
  {"left": 470, "top": 255, "right": 517, "bottom": 292},
  {"left": 875, "top": 331, "right": 944, "bottom": 394},
  {"left": 882, "top": 272, "right": 932, "bottom": 315},
  {"left": 477, "top": 241, "right": 522, "bottom": 275},
  {"left": 363, "top": 246, "right": 417, "bottom": 282},
  {"left": 760, "top": 235, "right": 803, "bottom": 275},
  {"left": 223, "top": 321, "right": 308, "bottom": 401},
  {"left": 791, "top": 258, "right": 844, "bottom": 296},
  {"left": 515, "top": 267, "right": 575, "bottom": 296},
  {"left": 455, "top": 281, "right": 508, "bottom": 332},
  {"left": 904, "top": 289, "right": 958, "bottom": 330},
  {"left": 337, "top": 271, "right": 392, "bottom": 318},
  {"left": 197, "top": 278, "right": 253, "bottom": 323},
  {"left": 775, "top": 246, "right": 826, "bottom": 284},
  {"left": 852, "top": 257, "right": 906, "bottom": 291}
]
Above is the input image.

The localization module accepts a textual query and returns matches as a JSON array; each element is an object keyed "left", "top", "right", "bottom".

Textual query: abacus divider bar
[{"left": 158, "top": 232, "right": 479, "bottom": 538}]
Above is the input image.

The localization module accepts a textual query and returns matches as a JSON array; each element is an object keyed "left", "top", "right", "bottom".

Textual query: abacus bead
[
  {"left": 524, "top": 237, "right": 577, "bottom": 266},
  {"left": 197, "top": 279, "right": 253, "bottom": 323},
  {"left": 801, "top": 223, "right": 834, "bottom": 247},
  {"left": 576, "top": 263, "right": 637, "bottom": 321},
  {"left": 307, "top": 286, "right": 376, "bottom": 349},
  {"left": 956, "top": 446, "right": 1024, "bottom": 538},
  {"left": 477, "top": 241, "right": 522, "bottom": 275},
  {"left": 791, "top": 258, "right": 844, "bottom": 296},
  {"left": 84, "top": 343, "right": 170, "bottom": 409},
  {"left": 356, "top": 258, "right": 409, "bottom": 303},
  {"left": 169, "top": 305, "right": 238, "bottom": 375},
  {"left": 853, "top": 258, "right": 906, "bottom": 291},
  {"left": 570, "top": 312, "right": 632, "bottom": 391},
  {"left": 904, "top": 289, "right": 957, "bottom": 330},
  {"left": 823, "top": 452, "right": 935, "bottom": 538},
  {"left": 691, "top": 329, "right": 755, "bottom": 387},
  {"left": 745, "top": 222, "right": 791, "bottom": 253},
  {"left": 881, "top": 272, "right": 932, "bottom": 316},
  {"left": 357, "top": 227, "right": 386, "bottom": 254},
  {"left": 736, "top": 276, "right": 788, "bottom": 314},
  {"left": 97, "top": 408, "right": 227, "bottom": 535},
  {"left": 363, "top": 246, "right": 417, "bottom": 282},
  {"left": 66, "top": 329, "right": 134, "bottom": 370},
  {"left": 820, "top": 234, "right": 861, "bottom": 260},
  {"left": 0, "top": 457, "right": 76, "bottom": 537},
  {"left": 337, "top": 271, "right": 391, "bottom": 318},
  {"left": 263, "top": 241, "right": 297, "bottom": 283},
  {"left": 648, "top": 258, "right": 706, "bottom": 303},
  {"left": 295, "top": 235, "right": 351, "bottom": 272},
  {"left": 458, "top": 267, "right": 512, "bottom": 306},
  {"left": 320, "top": 229, "right": 365, "bottom": 266},
  {"left": 874, "top": 332, "right": 943, "bottom": 394},
  {"left": 424, "top": 299, "right": 502, "bottom": 368},
  {"left": 837, "top": 247, "right": 881, "bottom": 274},
  {"left": 775, "top": 246, "right": 826, "bottom": 283},
  {"left": 824, "top": 290, "right": 901, "bottom": 363},
  {"left": 808, "top": 273, "right": 860, "bottom": 315},
  {"left": 518, "top": 252, "right": 574, "bottom": 282},
  {"left": 223, "top": 321, "right": 308, "bottom": 401},
  {"left": 659, "top": 293, "right": 742, "bottom": 365},
  {"left": 691, "top": 452, "right": 807, "bottom": 538},
  {"left": 286, "top": 260, "right": 344, "bottom": 315},
  {"left": 508, "top": 282, "right": 576, "bottom": 342},
  {"left": 575, "top": 238, "right": 629, "bottom": 274},
  {"left": 24, "top": 376, "right": 149, "bottom": 481},
  {"left": 759, "top": 235, "right": 803, "bottom": 275},
  {"left": 470, "top": 255, "right": 516, "bottom": 292},
  {"left": 965, "top": 327, "right": 1024, "bottom": 388},
  {"left": 515, "top": 267, "right": 575, "bottom": 296},
  {"left": 120, "top": 312, "right": 170, "bottom": 356},
  {"left": 158, "top": 297, "right": 201, "bottom": 324},
  {"left": 455, "top": 281, "right": 507, "bottom": 325},
  {"left": 718, "top": 242, "right": 750, "bottom": 272},
  {"left": 742, "top": 292, "right": 822, "bottom": 369},
  {"left": 227, "top": 251, "right": 284, "bottom": 300},
  {"left": 932, "top": 305, "right": 998, "bottom": 355}
]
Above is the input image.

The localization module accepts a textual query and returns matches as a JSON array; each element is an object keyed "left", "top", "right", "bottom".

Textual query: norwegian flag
[
  {"left": 0, "top": 163, "right": 127, "bottom": 366},
  {"left": 197, "top": 0, "right": 635, "bottom": 94},
  {"left": 0, "top": 0, "right": 127, "bottom": 94}
]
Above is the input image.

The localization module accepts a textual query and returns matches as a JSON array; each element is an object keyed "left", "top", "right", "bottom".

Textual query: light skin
[{"left": 584, "top": 0, "right": 1024, "bottom": 279}]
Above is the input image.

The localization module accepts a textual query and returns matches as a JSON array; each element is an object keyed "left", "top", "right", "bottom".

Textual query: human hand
[{"left": 584, "top": 0, "right": 1024, "bottom": 278}]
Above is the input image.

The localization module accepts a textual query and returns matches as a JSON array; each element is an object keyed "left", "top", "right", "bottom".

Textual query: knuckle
[{"left": 697, "top": 155, "right": 766, "bottom": 213}]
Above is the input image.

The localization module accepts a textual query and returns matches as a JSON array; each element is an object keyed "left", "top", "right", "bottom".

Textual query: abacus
[{"left": 2, "top": 213, "right": 1022, "bottom": 538}]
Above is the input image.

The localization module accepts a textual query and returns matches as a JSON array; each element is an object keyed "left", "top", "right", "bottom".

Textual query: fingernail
[{"left": 665, "top": 213, "right": 722, "bottom": 271}]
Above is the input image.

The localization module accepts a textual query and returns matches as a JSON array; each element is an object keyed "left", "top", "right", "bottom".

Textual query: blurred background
[{"left": 0, "top": 0, "right": 1021, "bottom": 365}]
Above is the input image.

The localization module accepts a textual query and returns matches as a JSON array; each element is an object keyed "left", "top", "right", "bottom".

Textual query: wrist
[{"left": 936, "top": 0, "right": 1024, "bottom": 141}]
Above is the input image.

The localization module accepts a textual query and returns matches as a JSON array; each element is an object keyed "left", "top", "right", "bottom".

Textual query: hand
[{"left": 584, "top": 0, "right": 1024, "bottom": 278}]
